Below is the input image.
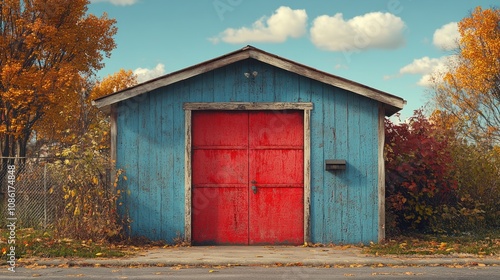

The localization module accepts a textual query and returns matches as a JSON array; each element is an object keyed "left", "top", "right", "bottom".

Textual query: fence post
[{"left": 44, "top": 163, "right": 47, "bottom": 229}]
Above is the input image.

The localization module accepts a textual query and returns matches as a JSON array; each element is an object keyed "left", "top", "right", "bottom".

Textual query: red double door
[{"left": 192, "top": 110, "right": 304, "bottom": 245}]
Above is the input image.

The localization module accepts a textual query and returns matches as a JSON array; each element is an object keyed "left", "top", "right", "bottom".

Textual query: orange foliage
[
  {"left": 35, "top": 69, "right": 137, "bottom": 147},
  {"left": 91, "top": 69, "right": 138, "bottom": 101},
  {"left": 0, "top": 0, "right": 117, "bottom": 157},
  {"left": 434, "top": 7, "right": 500, "bottom": 144},
  {"left": 448, "top": 7, "right": 500, "bottom": 94}
]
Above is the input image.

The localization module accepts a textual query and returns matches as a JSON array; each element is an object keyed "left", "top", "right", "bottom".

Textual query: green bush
[{"left": 446, "top": 143, "right": 500, "bottom": 231}]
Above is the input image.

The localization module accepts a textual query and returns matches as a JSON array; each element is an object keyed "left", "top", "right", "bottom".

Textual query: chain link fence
[{"left": 0, "top": 158, "right": 64, "bottom": 229}]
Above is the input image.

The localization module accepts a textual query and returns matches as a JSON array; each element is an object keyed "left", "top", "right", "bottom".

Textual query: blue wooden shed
[{"left": 93, "top": 46, "right": 405, "bottom": 245}]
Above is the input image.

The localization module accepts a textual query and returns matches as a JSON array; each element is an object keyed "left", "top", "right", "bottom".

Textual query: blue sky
[{"left": 88, "top": 0, "right": 498, "bottom": 119}]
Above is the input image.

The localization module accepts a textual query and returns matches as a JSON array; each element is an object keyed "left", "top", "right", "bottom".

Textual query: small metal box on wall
[{"left": 325, "top": 160, "right": 346, "bottom": 171}]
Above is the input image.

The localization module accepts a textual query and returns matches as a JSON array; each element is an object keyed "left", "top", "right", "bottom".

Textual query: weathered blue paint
[{"left": 116, "top": 59, "right": 381, "bottom": 244}]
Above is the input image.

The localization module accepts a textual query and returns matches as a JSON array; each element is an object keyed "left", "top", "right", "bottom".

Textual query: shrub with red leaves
[{"left": 385, "top": 110, "right": 458, "bottom": 234}]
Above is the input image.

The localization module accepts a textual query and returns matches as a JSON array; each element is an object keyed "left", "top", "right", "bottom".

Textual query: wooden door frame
[{"left": 183, "top": 102, "right": 313, "bottom": 245}]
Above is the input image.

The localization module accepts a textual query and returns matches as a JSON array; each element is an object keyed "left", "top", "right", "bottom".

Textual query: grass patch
[
  {"left": 0, "top": 228, "right": 127, "bottom": 259},
  {"left": 364, "top": 230, "right": 500, "bottom": 256}
]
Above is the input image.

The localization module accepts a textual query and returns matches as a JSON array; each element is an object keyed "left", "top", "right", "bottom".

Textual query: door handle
[{"left": 251, "top": 185, "right": 257, "bottom": 194}]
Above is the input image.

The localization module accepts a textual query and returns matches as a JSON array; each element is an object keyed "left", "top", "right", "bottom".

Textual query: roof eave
[{"left": 93, "top": 46, "right": 405, "bottom": 116}]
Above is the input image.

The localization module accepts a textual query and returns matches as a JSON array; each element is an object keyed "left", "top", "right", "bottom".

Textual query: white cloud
[
  {"left": 310, "top": 12, "right": 406, "bottom": 52},
  {"left": 400, "top": 57, "right": 443, "bottom": 75},
  {"left": 209, "top": 6, "right": 307, "bottom": 44},
  {"left": 90, "top": 0, "right": 138, "bottom": 6},
  {"left": 433, "top": 22, "right": 460, "bottom": 51},
  {"left": 399, "top": 56, "right": 457, "bottom": 87},
  {"left": 134, "top": 63, "right": 165, "bottom": 83}
]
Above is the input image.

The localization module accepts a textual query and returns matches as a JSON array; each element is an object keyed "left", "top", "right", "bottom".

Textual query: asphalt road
[{"left": 1, "top": 266, "right": 499, "bottom": 279}]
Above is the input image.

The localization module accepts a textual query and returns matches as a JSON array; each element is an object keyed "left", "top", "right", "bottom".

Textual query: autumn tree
[
  {"left": 48, "top": 69, "right": 137, "bottom": 241},
  {"left": 432, "top": 7, "right": 500, "bottom": 144},
  {"left": 0, "top": 0, "right": 117, "bottom": 162},
  {"left": 33, "top": 69, "right": 137, "bottom": 153}
]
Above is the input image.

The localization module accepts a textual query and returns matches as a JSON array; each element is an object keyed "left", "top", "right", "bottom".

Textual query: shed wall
[{"left": 116, "top": 59, "right": 380, "bottom": 243}]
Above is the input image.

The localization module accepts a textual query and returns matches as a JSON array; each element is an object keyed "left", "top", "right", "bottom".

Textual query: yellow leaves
[
  {"left": 73, "top": 206, "right": 81, "bottom": 216},
  {"left": 433, "top": 7, "right": 500, "bottom": 144},
  {"left": 455, "top": 7, "right": 500, "bottom": 92},
  {"left": 50, "top": 153, "right": 126, "bottom": 241},
  {"left": 90, "top": 69, "right": 137, "bottom": 100}
]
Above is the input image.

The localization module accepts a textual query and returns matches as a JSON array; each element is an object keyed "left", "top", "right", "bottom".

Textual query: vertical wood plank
[
  {"left": 184, "top": 108, "right": 192, "bottom": 244},
  {"left": 332, "top": 88, "right": 348, "bottom": 243},
  {"left": 273, "top": 67, "right": 300, "bottom": 102},
  {"left": 148, "top": 92, "right": 163, "bottom": 240},
  {"left": 297, "top": 73, "right": 310, "bottom": 102},
  {"left": 369, "top": 102, "right": 379, "bottom": 241},
  {"left": 138, "top": 94, "right": 152, "bottom": 237},
  {"left": 248, "top": 60, "right": 264, "bottom": 102},
  {"left": 124, "top": 96, "right": 141, "bottom": 238},
  {"left": 224, "top": 62, "right": 237, "bottom": 102},
  {"left": 115, "top": 103, "right": 128, "bottom": 235},
  {"left": 234, "top": 60, "right": 247, "bottom": 102},
  {"left": 303, "top": 108, "right": 311, "bottom": 243},
  {"left": 347, "top": 92, "right": 362, "bottom": 243},
  {"left": 159, "top": 92, "right": 172, "bottom": 240},
  {"left": 309, "top": 80, "right": 325, "bottom": 243},
  {"left": 358, "top": 97, "right": 377, "bottom": 242},
  {"left": 173, "top": 82, "right": 189, "bottom": 241},
  {"left": 202, "top": 70, "right": 215, "bottom": 102},
  {"left": 284, "top": 73, "right": 299, "bottom": 102},
  {"left": 213, "top": 67, "right": 226, "bottom": 102},
  {"left": 322, "top": 85, "right": 335, "bottom": 242},
  {"left": 378, "top": 104, "right": 386, "bottom": 242}
]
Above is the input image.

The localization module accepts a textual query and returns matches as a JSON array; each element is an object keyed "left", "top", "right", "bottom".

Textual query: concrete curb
[
  {"left": 21, "top": 258, "right": 500, "bottom": 268},
  {"left": 16, "top": 246, "right": 500, "bottom": 268}
]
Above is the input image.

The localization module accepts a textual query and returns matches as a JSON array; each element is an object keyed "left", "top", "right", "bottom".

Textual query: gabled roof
[{"left": 93, "top": 46, "right": 405, "bottom": 116}]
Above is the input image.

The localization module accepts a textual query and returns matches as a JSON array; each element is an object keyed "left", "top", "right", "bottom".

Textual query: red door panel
[
  {"left": 249, "top": 111, "right": 304, "bottom": 148},
  {"left": 192, "top": 111, "right": 248, "bottom": 147},
  {"left": 192, "top": 149, "right": 248, "bottom": 185},
  {"left": 192, "top": 111, "right": 249, "bottom": 245},
  {"left": 248, "top": 187, "right": 303, "bottom": 244},
  {"left": 192, "top": 110, "right": 304, "bottom": 245},
  {"left": 192, "top": 187, "right": 248, "bottom": 244},
  {"left": 250, "top": 149, "right": 304, "bottom": 185},
  {"left": 248, "top": 111, "right": 304, "bottom": 245}
]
